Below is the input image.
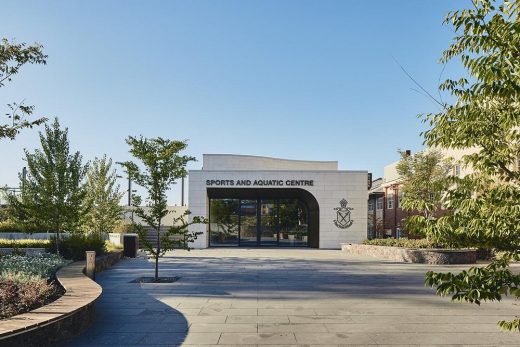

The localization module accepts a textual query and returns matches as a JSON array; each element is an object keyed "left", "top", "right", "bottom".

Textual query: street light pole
[
  {"left": 181, "top": 177, "right": 184, "bottom": 206},
  {"left": 128, "top": 174, "right": 132, "bottom": 206},
  {"left": 21, "top": 167, "right": 27, "bottom": 192}
]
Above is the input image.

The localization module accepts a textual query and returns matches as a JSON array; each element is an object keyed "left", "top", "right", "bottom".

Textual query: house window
[
  {"left": 398, "top": 192, "right": 404, "bottom": 207},
  {"left": 368, "top": 200, "right": 374, "bottom": 211},
  {"left": 376, "top": 197, "right": 383, "bottom": 210},
  {"left": 387, "top": 194, "right": 394, "bottom": 209},
  {"left": 453, "top": 164, "right": 461, "bottom": 176}
]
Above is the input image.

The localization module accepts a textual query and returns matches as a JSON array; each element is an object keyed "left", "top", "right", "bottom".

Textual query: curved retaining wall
[
  {"left": 341, "top": 243, "right": 477, "bottom": 264},
  {"left": 0, "top": 251, "right": 123, "bottom": 346}
]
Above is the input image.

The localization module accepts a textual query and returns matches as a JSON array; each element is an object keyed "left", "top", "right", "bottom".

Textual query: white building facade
[{"left": 188, "top": 154, "right": 368, "bottom": 249}]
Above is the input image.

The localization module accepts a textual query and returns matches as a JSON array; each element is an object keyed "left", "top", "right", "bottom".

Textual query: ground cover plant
[
  {"left": 0, "top": 253, "right": 68, "bottom": 319},
  {"left": 0, "top": 253, "right": 68, "bottom": 278}
]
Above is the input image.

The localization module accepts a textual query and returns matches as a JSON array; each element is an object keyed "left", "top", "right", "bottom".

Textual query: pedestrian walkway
[{"left": 63, "top": 248, "right": 520, "bottom": 346}]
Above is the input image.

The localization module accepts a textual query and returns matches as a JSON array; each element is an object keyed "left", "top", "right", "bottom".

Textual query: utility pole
[
  {"left": 181, "top": 177, "right": 185, "bottom": 206},
  {"left": 127, "top": 173, "right": 132, "bottom": 206}
]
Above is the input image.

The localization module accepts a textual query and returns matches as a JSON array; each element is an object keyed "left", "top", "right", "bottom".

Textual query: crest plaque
[{"left": 333, "top": 198, "right": 354, "bottom": 229}]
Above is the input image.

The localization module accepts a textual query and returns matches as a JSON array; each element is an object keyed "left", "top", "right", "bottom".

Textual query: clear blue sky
[{"left": 1, "top": 0, "right": 467, "bottom": 205}]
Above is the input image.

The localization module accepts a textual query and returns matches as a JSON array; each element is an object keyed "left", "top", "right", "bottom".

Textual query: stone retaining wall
[
  {"left": 95, "top": 251, "right": 123, "bottom": 273},
  {"left": 341, "top": 243, "right": 477, "bottom": 264},
  {"left": 0, "top": 251, "right": 123, "bottom": 346},
  {"left": 0, "top": 232, "right": 71, "bottom": 240},
  {"left": 0, "top": 248, "right": 45, "bottom": 255}
]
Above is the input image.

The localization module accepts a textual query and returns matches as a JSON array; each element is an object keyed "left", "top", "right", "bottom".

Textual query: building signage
[
  {"left": 333, "top": 198, "right": 354, "bottom": 229},
  {"left": 206, "top": 179, "right": 314, "bottom": 187}
]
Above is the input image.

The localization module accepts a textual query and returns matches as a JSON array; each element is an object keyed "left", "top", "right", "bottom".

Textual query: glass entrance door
[
  {"left": 211, "top": 197, "right": 308, "bottom": 247},
  {"left": 239, "top": 200, "right": 257, "bottom": 246},
  {"left": 260, "top": 200, "right": 277, "bottom": 246}
]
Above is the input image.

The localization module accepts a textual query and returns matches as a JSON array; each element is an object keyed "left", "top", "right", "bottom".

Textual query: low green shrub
[
  {"left": 0, "top": 219, "right": 45, "bottom": 233},
  {"left": 48, "top": 233, "right": 106, "bottom": 261},
  {"left": 0, "top": 254, "right": 68, "bottom": 279},
  {"left": 112, "top": 223, "right": 134, "bottom": 233},
  {"left": 0, "top": 239, "right": 50, "bottom": 249},
  {"left": 363, "top": 238, "right": 449, "bottom": 249},
  {"left": 105, "top": 241, "right": 123, "bottom": 252},
  {"left": 0, "top": 270, "right": 57, "bottom": 319}
]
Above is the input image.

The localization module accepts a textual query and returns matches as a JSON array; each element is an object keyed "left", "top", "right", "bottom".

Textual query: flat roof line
[
  {"left": 189, "top": 169, "right": 368, "bottom": 173},
  {"left": 203, "top": 153, "right": 338, "bottom": 164}
]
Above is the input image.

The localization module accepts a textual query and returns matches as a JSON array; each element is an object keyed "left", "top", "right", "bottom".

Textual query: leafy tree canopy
[
  {"left": 410, "top": 0, "right": 520, "bottom": 331},
  {"left": 8, "top": 118, "right": 88, "bottom": 253},
  {"left": 0, "top": 38, "right": 48, "bottom": 140},
  {"left": 396, "top": 149, "right": 451, "bottom": 237},
  {"left": 81, "top": 155, "right": 124, "bottom": 235}
]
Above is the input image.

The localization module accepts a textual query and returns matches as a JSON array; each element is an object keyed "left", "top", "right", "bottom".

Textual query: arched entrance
[{"left": 207, "top": 188, "right": 320, "bottom": 248}]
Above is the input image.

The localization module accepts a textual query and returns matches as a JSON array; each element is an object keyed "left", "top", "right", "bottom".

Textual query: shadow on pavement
[{"left": 59, "top": 257, "right": 189, "bottom": 347}]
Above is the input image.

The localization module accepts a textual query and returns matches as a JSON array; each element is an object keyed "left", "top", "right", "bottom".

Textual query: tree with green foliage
[
  {"left": 0, "top": 38, "right": 48, "bottom": 140},
  {"left": 395, "top": 149, "right": 451, "bottom": 237},
  {"left": 8, "top": 118, "right": 88, "bottom": 254},
  {"left": 407, "top": 0, "right": 520, "bottom": 331},
  {"left": 81, "top": 155, "right": 124, "bottom": 236},
  {"left": 119, "top": 136, "right": 206, "bottom": 282}
]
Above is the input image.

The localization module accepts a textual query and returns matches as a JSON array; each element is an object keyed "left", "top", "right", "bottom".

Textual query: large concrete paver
[{"left": 62, "top": 248, "right": 520, "bottom": 346}]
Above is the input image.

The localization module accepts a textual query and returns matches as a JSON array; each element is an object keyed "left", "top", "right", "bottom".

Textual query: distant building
[
  {"left": 370, "top": 148, "right": 482, "bottom": 239},
  {"left": 188, "top": 154, "right": 369, "bottom": 249},
  {"left": 367, "top": 178, "right": 384, "bottom": 239}
]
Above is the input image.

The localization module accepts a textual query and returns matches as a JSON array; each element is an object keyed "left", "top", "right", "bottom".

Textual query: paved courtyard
[{"left": 63, "top": 249, "right": 520, "bottom": 346}]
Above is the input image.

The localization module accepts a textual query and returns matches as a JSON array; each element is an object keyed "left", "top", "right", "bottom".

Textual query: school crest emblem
[{"left": 333, "top": 198, "right": 354, "bottom": 229}]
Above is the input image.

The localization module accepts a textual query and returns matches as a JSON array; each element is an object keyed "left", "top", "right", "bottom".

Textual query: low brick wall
[
  {"left": 0, "top": 251, "right": 124, "bottom": 346},
  {"left": 341, "top": 243, "right": 477, "bottom": 264}
]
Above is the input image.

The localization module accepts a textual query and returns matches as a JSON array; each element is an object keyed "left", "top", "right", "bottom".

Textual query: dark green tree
[
  {"left": 81, "top": 155, "right": 124, "bottom": 236},
  {"left": 8, "top": 118, "right": 88, "bottom": 254},
  {"left": 119, "top": 136, "right": 206, "bottom": 282},
  {"left": 407, "top": 0, "right": 520, "bottom": 331},
  {"left": 0, "top": 38, "right": 48, "bottom": 140}
]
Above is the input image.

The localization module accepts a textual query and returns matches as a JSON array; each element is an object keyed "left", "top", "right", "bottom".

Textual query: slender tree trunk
[{"left": 155, "top": 218, "right": 161, "bottom": 282}]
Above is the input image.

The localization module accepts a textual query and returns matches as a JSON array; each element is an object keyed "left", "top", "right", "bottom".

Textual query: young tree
[
  {"left": 395, "top": 149, "right": 451, "bottom": 237},
  {"left": 81, "top": 155, "right": 124, "bottom": 236},
  {"left": 8, "top": 118, "right": 88, "bottom": 254},
  {"left": 409, "top": 0, "right": 520, "bottom": 331},
  {"left": 119, "top": 136, "right": 206, "bottom": 282},
  {"left": 0, "top": 38, "right": 48, "bottom": 140}
]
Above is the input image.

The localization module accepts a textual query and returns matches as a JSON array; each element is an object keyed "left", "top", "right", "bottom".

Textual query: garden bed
[
  {"left": 341, "top": 243, "right": 477, "bottom": 264},
  {"left": 0, "top": 251, "right": 123, "bottom": 346},
  {"left": 0, "top": 253, "right": 70, "bottom": 320}
]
